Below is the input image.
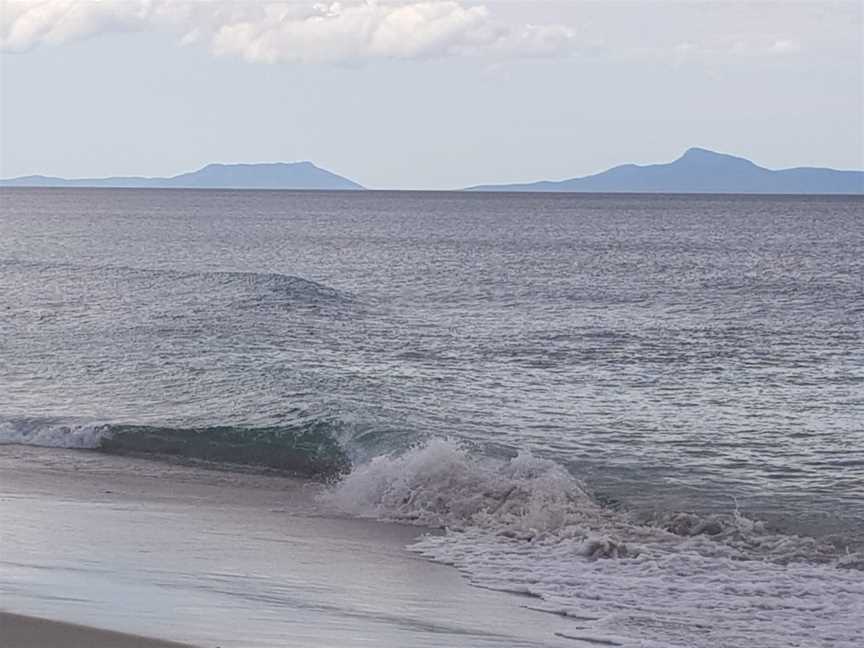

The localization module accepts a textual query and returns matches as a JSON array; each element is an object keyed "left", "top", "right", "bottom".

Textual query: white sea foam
[
  {"left": 0, "top": 418, "right": 109, "bottom": 449},
  {"left": 326, "top": 438, "right": 864, "bottom": 648}
]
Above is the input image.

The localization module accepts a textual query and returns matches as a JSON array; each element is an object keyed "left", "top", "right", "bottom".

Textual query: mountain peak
[
  {"left": 681, "top": 146, "right": 714, "bottom": 158},
  {"left": 678, "top": 147, "right": 750, "bottom": 164},
  {"left": 201, "top": 161, "right": 312, "bottom": 170}
]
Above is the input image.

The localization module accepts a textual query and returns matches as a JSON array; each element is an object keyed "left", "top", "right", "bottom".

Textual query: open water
[{"left": 1, "top": 188, "right": 862, "bottom": 647}]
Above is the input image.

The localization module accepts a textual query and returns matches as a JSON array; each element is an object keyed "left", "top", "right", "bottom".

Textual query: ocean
[{"left": 1, "top": 187, "right": 862, "bottom": 647}]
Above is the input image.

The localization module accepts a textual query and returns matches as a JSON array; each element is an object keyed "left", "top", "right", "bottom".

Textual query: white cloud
[
  {"left": 0, "top": 1, "right": 160, "bottom": 51},
  {"left": 0, "top": 0, "right": 577, "bottom": 62}
]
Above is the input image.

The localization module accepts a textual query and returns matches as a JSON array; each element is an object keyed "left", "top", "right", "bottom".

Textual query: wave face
[
  {"left": 326, "top": 439, "right": 864, "bottom": 648},
  {"left": 0, "top": 417, "right": 349, "bottom": 476}
]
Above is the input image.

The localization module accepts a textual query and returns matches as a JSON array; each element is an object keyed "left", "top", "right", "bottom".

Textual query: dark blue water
[{"left": 1, "top": 188, "right": 862, "bottom": 539}]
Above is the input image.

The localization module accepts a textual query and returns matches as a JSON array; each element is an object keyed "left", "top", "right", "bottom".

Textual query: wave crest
[
  {"left": 325, "top": 438, "right": 603, "bottom": 535},
  {"left": 1, "top": 258, "right": 352, "bottom": 310},
  {"left": 325, "top": 438, "right": 637, "bottom": 558},
  {"left": 0, "top": 418, "right": 108, "bottom": 449}
]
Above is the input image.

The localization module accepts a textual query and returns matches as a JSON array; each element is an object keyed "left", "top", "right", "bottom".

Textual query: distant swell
[
  {"left": 0, "top": 258, "right": 352, "bottom": 309},
  {"left": 0, "top": 417, "right": 350, "bottom": 477}
]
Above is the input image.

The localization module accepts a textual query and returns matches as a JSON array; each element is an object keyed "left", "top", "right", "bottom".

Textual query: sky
[{"left": 0, "top": 0, "right": 862, "bottom": 189}]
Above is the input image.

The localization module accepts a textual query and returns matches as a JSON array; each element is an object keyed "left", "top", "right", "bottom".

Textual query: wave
[
  {"left": 4, "top": 413, "right": 861, "bottom": 646},
  {"left": 0, "top": 417, "right": 349, "bottom": 477},
  {"left": 325, "top": 439, "right": 864, "bottom": 648},
  {"left": 0, "top": 418, "right": 108, "bottom": 449},
  {"left": 325, "top": 438, "right": 857, "bottom": 563},
  {"left": 191, "top": 269, "right": 350, "bottom": 309},
  {"left": 1, "top": 258, "right": 353, "bottom": 310}
]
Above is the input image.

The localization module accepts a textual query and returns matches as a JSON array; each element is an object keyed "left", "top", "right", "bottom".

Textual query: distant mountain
[
  {"left": 466, "top": 148, "right": 864, "bottom": 194},
  {"left": 0, "top": 162, "right": 364, "bottom": 191}
]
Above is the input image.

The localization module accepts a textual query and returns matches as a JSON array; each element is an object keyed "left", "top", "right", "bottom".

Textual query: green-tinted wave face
[{"left": 99, "top": 423, "right": 351, "bottom": 477}]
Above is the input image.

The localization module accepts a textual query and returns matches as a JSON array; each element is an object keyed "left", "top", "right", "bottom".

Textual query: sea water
[{"left": 1, "top": 188, "right": 862, "bottom": 646}]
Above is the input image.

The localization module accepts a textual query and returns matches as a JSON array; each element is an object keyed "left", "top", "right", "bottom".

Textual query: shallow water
[{"left": 1, "top": 188, "right": 862, "bottom": 646}]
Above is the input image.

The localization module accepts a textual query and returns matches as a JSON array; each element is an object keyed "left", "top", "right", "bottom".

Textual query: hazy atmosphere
[{"left": 1, "top": 0, "right": 862, "bottom": 189}]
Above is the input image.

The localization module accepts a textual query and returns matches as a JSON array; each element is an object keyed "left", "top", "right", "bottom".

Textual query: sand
[{"left": 0, "top": 612, "right": 197, "bottom": 648}]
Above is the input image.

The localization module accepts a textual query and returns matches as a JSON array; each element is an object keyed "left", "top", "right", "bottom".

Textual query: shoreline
[
  {"left": 0, "top": 612, "right": 197, "bottom": 648},
  {"left": 0, "top": 445, "right": 580, "bottom": 647}
]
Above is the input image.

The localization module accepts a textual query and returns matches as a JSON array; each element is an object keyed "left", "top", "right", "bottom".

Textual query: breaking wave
[
  {"left": 325, "top": 438, "right": 864, "bottom": 648},
  {"left": 0, "top": 417, "right": 349, "bottom": 477},
  {"left": 3, "top": 414, "right": 861, "bottom": 647},
  {"left": 0, "top": 418, "right": 109, "bottom": 449}
]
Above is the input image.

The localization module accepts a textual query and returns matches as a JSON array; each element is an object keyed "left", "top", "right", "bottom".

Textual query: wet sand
[
  {"left": 0, "top": 445, "right": 582, "bottom": 648},
  {"left": 0, "top": 612, "right": 196, "bottom": 648}
]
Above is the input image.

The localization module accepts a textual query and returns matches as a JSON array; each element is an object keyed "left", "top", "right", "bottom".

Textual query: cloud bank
[{"left": 0, "top": 0, "right": 577, "bottom": 62}]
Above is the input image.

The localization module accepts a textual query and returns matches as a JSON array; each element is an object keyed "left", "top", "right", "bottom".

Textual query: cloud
[
  {"left": 0, "top": 1, "right": 159, "bottom": 51},
  {"left": 0, "top": 0, "right": 577, "bottom": 63}
]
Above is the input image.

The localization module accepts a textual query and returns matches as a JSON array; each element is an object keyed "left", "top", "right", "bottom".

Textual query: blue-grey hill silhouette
[
  {"left": 0, "top": 161, "right": 364, "bottom": 190},
  {"left": 466, "top": 148, "right": 864, "bottom": 194}
]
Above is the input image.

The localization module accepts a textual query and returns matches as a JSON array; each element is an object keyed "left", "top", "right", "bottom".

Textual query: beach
[
  {"left": 0, "top": 445, "right": 583, "bottom": 648},
  {"left": 0, "top": 612, "right": 194, "bottom": 648}
]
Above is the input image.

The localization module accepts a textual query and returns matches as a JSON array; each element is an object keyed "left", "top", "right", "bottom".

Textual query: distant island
[
  {"left": 3, "top": 149, "right": 862, "bottom": 194},
  {"left": 0, "top": 162, "right": 364, "bottom": 191},
  {"left": 466, "top": 148, "right": 864, "bottom": 194}
]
